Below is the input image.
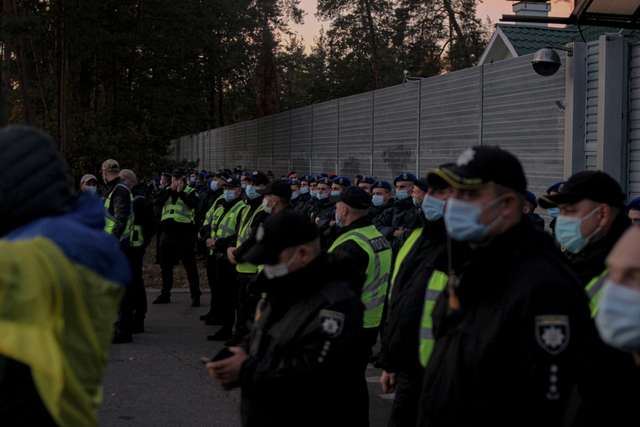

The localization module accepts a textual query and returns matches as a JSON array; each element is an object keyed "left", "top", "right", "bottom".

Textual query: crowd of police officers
[{"left": 93, "top": 144, "right": 640, "bottom": 427}]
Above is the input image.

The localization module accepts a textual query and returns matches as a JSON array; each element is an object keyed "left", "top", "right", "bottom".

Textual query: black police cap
[
  {"left": 339, "top": 186, "right": 371, "bottom": 210},
  {"left": 240, "top": 210, "right": 319, "bottom": 265},
  {"left": 539, "top": 170, "right": 625, "bottom": 209},
  {"left": 260, "top": 179, "right": 292, "bottom": 200},
  {"left": 437, "top": 146, "right": 527, "bottom": 195}
]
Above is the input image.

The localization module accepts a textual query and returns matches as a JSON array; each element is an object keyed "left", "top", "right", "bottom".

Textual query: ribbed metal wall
[
  {"left": 585, "top": 41, "right": 600, "bottom": 170},
  {"left": 629, "top": 42, "right": 640, "bottom": 199},
  {"left": 482, "top": 53, "right": 566, "bottom": 197},
  {"left": 171, "top": 53, "right": 569, "bottom": 189}
]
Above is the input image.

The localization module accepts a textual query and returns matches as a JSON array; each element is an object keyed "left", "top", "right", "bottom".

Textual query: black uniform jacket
[
  {"left": 154, "top": 185, "right": 199, "bottom": 235},
  {"left": 418, "top": 218, "right": 600, "bottom": 427},
  {"left": 104, "top": 177, "right": 131, "bottom": 240},
  {"left": 240, "top": 255, "right": 366, "bottom": 427},
  {"left": 378, "top": 219, "right": 449, "bottom": 375}
]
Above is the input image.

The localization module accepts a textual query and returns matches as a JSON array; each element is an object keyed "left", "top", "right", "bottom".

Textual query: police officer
[
  {"left": 539, "top": 171, "right": 630, "bottom": 306},
  {"left": 261, "top": 179, "right": 292, "bottom": 216},
  {"left": 369, "top": 180, "right": 394, "bottom": 229},
  {"left": 206, "top": 211, "right": 366, "bottom": 427},
  {"left": 417, "top": 146, "right": 603, "bottom": 427},
  {"left": 120, "top": 169, "right": 155, "bottom": 333},
  {"left": 101, "top": 158, "right": 135, "bottom": 343},
  {"left": 80, "top": 174, "right": 98, "bottom": 193},
  {"left": 310, "top": 177, "right": 335, "bottom": 229},
  {"left": 538, "top": 170, "right": 638, "bottom": 424},
  {"left": 199, "top": 172, "right": 228, "bottom": 323},
  {"left": 153, "top": 169, "right": 201, "bottom": 306},
  {"left": 376, "top": 173, "right": 421, "bottom": 250},
  {"left": 207, "top": 176, "right": 247, "bottom": 341},
  {"left": 378, "top": 165, "right": 457, "bottom": 427},
  {"left": 293, "top": 175, "right": 312, "bottom": 213},
  {"left": 226, "top": 171, "right": 270, "bottom": 341}
]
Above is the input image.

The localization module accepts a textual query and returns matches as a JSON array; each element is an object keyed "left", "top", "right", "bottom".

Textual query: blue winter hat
[{"left": 373, "top": 180, "right": 393, "bottom": 192}]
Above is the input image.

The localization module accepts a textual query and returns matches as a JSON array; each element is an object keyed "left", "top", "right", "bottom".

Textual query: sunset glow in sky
[{"left": 293, "top": 0, "right": 574, "bottom": 47}]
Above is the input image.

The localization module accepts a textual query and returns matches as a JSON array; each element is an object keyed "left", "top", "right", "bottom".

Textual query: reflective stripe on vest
[
  {"left": 204, "top": 194, "right": 225, "bottom": 227},
  {"left": 161, "top": 186, "right": 196, "bottom": 224},
  {"left": 586, "top": 269, "right": 608, "bottom": 317},
  {"left": 104, "top": 183, "right": 134, "bottom": 241},
  {"left": 419, "top": 270, "right": 448, "bottom": 368},
  {"left": 328, "top": 225, "right": 392, "bottom": 328},
  {"left": 236, "top": 205, "right": 266, "bottom": 274},
  {"left": 215, "top": 201, "right": 247, "bottom": 240},
  {"left": 390, "top": 227, "right": 423, "bottom": 300},
  {"left": 129, "top": 195, "right": 145, "bottom": 248}
]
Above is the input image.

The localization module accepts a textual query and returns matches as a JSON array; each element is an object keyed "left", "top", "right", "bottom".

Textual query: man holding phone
[{"left": 206, "top": 211, "right": 367, "bottom": 427}]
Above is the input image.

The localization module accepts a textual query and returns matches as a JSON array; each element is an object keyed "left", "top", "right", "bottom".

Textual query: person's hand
[
  {"left": 380, "top": 370, "right": 396, "bottom": 394},
  {"left": 393, "top": 227, "right": 405, "bottom": 238},
  {"left": 207, "top": 347, "right": 247, "bottom": 386},
  {"left": 206, "top": 238, "right": 216, "bottom": 249},
  {"left": 227, "top": 247, "right": 237, "bottom": 264}
]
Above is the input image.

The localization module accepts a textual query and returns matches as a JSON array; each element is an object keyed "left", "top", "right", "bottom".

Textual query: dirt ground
[{"left": 142, "top": 237, "right": 208, "bottom": 289}]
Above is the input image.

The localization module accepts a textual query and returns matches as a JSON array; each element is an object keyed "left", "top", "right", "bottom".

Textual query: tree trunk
[{"left": 360, "top": 0, "right": 381, "bottom": 89}]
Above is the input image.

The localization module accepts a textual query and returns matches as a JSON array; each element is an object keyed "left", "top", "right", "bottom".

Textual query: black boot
[
  {"left": 112, "top": 331, "right": 133, "bottom": 344},
  {"left": 133, "top": 318, "right": 145, "bottom": 334},
  {"left": 200, "top": 312, "right": 212, "bottom": 321},
  {"left": 191, "top": 296, "right": 201, "bottom": 307}
]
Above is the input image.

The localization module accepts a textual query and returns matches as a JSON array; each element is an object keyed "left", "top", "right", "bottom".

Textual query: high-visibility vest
[
  {"left": 104, "top": 183, "right": 134, "bottom": 241},
  {"left": 389, "top": 227, "right": 423, "bottom": 299},
  {"left": 328, "top": 224, "right": 392, "bottom": 329},
  {"left": 203, "top": 194, "right": 225, "bottom": 228},
  {"left": 586, "top": 269, "right": 608, "bottom": 317},
  {"left": 236, "top": 204, "right": 265, "bottom": 274},
  {"left": 209, "top": 199, "right": 247, "bottom": 255},
  {"left": 129, "top": 195, "right": 145, "bottom": 248},
  {"left": 161, "top": 186, "right": 196, "bottom": 224},
  {"left": 418, "top": 270, "right": 448, "bottom": 367}
]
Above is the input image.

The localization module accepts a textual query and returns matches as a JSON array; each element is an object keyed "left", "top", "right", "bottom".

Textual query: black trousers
[
  {"left": 206, "top": 253, "right": 218, "bottom": 314},
  {"left": 129, "top": 246, "right": 147, "bottom": 321},
  {"left": 116, "top": 246, "right": 137, "bottom": 335},
  {"left": 159, "top": 231, "right": 201, "bottom": 298},
  {"left": 216, "top": 257, "right": 237, "bottom": 331},
  {"left": 387, "top": 369, "right": 424, "bottom": 427},
  {"left": 234, "top": 273, "right": 258, "bottom": 337}
]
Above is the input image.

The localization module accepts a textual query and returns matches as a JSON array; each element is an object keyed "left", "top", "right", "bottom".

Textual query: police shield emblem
[
  {"left": 535, "top": 315, "right": 570, "bottom": 355},
  {"left": 319, "top": 309, "right": 345, "bottom": 338}
]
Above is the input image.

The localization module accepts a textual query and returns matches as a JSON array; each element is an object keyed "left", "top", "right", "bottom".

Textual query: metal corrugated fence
[{"left": 172, "top": 53, "right": 566, "bottom": 196}]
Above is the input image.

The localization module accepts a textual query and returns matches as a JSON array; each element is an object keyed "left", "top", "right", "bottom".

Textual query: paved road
[{"left": 99, "top": 290, "right": 393, "bottom": 427}]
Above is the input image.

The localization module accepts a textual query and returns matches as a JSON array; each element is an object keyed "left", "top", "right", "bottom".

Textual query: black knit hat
[{"left": 0, "top": 126, "right": 73, "bottom": 236}]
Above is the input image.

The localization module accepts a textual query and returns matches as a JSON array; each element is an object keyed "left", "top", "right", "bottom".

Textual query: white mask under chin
[{"left": 263, "top": 263, "right": 288, "bottom": 279}]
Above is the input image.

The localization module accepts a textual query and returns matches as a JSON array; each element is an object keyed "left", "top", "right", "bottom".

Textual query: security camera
[{"left": 532, "top": 48, "right": 562, "bottom": 76}]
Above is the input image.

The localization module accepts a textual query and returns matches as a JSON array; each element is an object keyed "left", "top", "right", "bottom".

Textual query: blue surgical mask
[
  {"left": 210, "top": 180, "right": 219, "bottom": 191},
  {"left": 300, "top": 186, "right": 310, "bottom": 195},
  {"left": 317, "top": 192, "right": 329, "bottom": 200},
  {"left": 330, "top": 190, "right": 341, "bottom": 198},
  {"left": 224, "top": 189, "right": 238, "bottom": 203},
  {"left": 547, "top": 207, "right": 560, "bottom": 218},
  {"left": 310, "top": 190, "right": 318, "bottom": 199},
  {"left": 245, "top": 185, "right": 260, "bottom": 200},
  {"left": 396, "top": 190, "right": 410, "bottom": 200},
  {"left": 84, "top": 186, "right": 97, "bottom": 194},
  {"left": 422, "top": 195, "right": 445, "bottom": 222},
  {"left": 596, "top": 280, "right": 640, "bottom": 352},
  {"left": 372, "top": 194, "right": 384, "bottom": 207},
  {"left": 555, "top": 207, "right": 601, "bottom": 254},
  {"left": 291, "top": 190, "right": 300, "bottom": 200},
  {"left": 444, "top": 197, "right": 502, "bottom": 242}
]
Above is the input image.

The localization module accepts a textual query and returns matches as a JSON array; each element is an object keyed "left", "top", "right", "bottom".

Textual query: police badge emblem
[
  {"left": 535, "top": 315, "right": 570, "bottom": 355},
  {"left": 319, "top": 309, "right": 345, "bottom": 338}
]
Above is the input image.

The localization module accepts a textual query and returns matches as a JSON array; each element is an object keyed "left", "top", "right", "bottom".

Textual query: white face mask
[
  {"left": 263, "top": 250, "right": 299, "bottom": 280},
  {"left": 84, "top": 186, "right": 97, "bottom": 194},
  {"left": 262, "top": 198, "right": 273, "bottom": 214}
]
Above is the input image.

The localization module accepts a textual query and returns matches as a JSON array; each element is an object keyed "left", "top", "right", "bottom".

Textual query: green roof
[{"left": 497, "top": 24, "right": 640, "bottom": 55}]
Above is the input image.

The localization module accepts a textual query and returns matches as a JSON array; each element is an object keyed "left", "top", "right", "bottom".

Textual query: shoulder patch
[
  {"left": 370, "top": 236, "right": 390, "bottom": 252},
  {"left": 319, "top": 309, "right": 345, "bottom": 338},
  {"left": 535, "top": 315, "right": 570, "bottom": 355}
]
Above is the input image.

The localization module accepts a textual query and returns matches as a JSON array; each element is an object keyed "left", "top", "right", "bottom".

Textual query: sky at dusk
[{"left": 292, "top": 0, "right": 574, "bottom": 48}]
